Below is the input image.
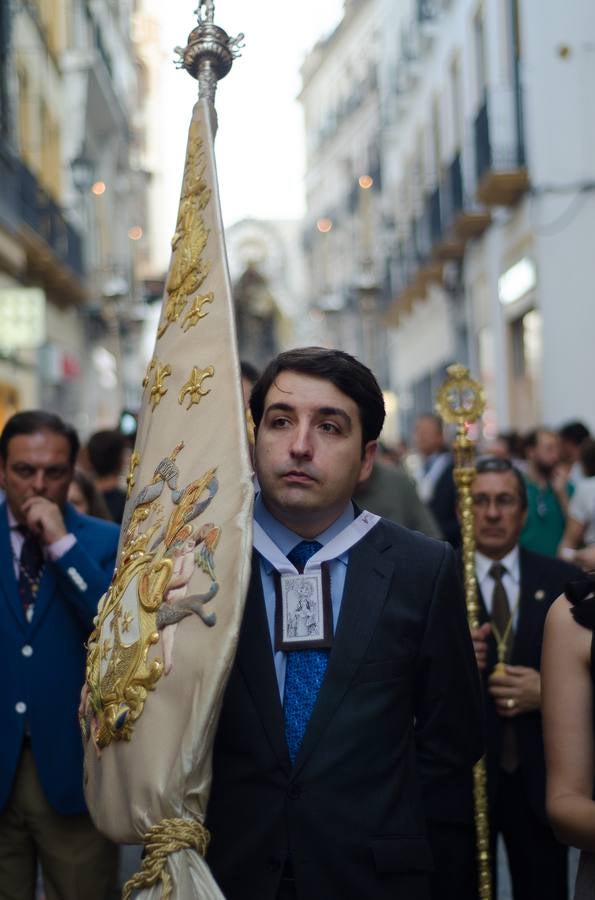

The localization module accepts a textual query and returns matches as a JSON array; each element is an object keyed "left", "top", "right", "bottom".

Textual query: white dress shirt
[{"left": 475, "top": 545, "right": 521, "bottom": 627}]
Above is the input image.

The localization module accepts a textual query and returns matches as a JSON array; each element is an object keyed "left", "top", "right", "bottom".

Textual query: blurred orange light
[
  {"left": 359, "top": 175, "right": 374, "bottom": 190},
  {"left": 91, "top": 181, "right": 106, "bottom": 196},
  {"left": 316, "top": 218, "right": 333, "bottom": 233},
  {"left": 128, "top": 226, "right": 143, "bottom": 241}
]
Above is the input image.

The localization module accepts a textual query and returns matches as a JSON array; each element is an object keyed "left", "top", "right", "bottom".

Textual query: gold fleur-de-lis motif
[
  {"left": 178, "top": 365, "right": 215, "bottom": 409},
  {"left": 126, "top": 451, "right": 141, "bottom": 498},
  {"left": 148, "top": 363, "right": 172, "bottom": 411},
  {"left": 101, "top": 639, "right": 112, "bottom": 662},
  {"left": 142, "top": 358, "right": 156, "bottom": 389},
  {"left": 181, "top": 291, "right": 214, "bottom": 332},
  {"left": 121, "top": 611, "right": 133, "bottom": 633}
]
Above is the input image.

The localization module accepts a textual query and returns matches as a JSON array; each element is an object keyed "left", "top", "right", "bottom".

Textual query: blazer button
[
  {"left": 21, "top": 645, "right": 33, "bottom": 657},
  {"left": 15, "top": 702, "right": 27, "bottom": 714}
]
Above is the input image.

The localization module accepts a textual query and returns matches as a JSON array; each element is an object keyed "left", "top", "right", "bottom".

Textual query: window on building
[
  {"left": 450, "top": 55, "right": 463, "bottom": 152},
  {"left": 509, "top": 308, "right": 542, "bottom": 425},
  {"left": 431, "top": 97, "right": 441, "bottom": 181},
  {"left": 17, "top": 67, "right": 31, "bottom": 163},
  {"left": 473, "top": 7, "right": 487, "bottom": 101}
]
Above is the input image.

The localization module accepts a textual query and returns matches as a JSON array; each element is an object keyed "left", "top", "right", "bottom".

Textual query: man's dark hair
[
  {"left": 497, "top": 430, "right": 524, "bottom": 459},
  {"left": 87, "top": 429, "right": 127, "bottom": 477},
  {"left": 559, "top": 421, "right": 590, "bottom": 447},
  {"left": 580, "top": 439, "right": 595, "bottom": 478},
  {"left": 523, "top": 426, "right": 555, "bottom": 452},
  {"left": 0, "top": 410, "right": 80, "bottom": 465},
  {"left": 240, "top": 360, "right": 261, "bottom": 386},
  {"left": 475, "top": 456, "right": 528, "bottom": 510},
  {"left": 249, "top": 347, "right": 385, "bottom": 448}
]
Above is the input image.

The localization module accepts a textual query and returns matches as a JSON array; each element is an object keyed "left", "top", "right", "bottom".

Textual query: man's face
[
  {"left": 0, "top": 431, "right": 73, "bottom": 523},
  {"left": 254, "top": 370, "right": 376, "bottom": 537},
  {"left": 529, "top": 431, "right": 560, "bottom": 476},
  {"left": 414, "top": 417, "right": 443, "bottom": 457},
  {"left": 471, "top": 471, "right": 527, "bottom": 559}
]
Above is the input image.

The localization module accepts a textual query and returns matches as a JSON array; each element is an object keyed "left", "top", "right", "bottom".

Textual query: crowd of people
[{"left": 0, "top": 348, "right": 594, "bottom": 900}]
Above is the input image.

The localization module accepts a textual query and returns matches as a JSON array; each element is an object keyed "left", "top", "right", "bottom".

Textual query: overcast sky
[{"left": 155, "top": 0, "right": 343, "bottom": 241}]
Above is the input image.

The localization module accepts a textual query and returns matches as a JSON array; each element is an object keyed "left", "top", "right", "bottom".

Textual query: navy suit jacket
[
  {"left": 0, "top": 501, "right": 119, "bottom": 815},
  {"left": 206, "top": 521, "right": 484, "bottom": 900}
]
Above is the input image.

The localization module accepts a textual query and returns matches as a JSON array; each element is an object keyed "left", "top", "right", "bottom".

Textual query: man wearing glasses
[{"left": 469, "top": 457, "right": 582, "bottom": 900}]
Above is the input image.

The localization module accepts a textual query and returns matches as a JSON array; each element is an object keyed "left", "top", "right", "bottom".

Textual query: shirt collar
[
  {"left": 475, "top": 544, "right": 520, "bottom": 584},
  {"left": 254, "top": 493, "right": 355, "bottom": 575}
]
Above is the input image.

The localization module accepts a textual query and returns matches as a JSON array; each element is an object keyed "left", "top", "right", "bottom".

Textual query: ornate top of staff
[
  {"left": 435, "top": 363, "right": 485, "bottom": 428},
  {"left": 175, "top": 0, "right": 244, "bottom": 104}
]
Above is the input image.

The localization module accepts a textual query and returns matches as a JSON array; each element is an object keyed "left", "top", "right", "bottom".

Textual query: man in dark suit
[
  {"left": 206, "top": 347, "right": 483, "bottom": 900},
  {"left": 469, "top": 456, "right": 582, "bottom": 900},
  {"left": 0, "top": 411, "right": 120, "bottom": 900},
  {"left": 414, "top": 413, "right": 460, "bottom": 546}
]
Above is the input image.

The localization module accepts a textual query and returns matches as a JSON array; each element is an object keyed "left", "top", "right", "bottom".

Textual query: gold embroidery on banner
[
  {"left": 147, "top": 363, "right": 172, "bottom": 411},
  {"left": 181, "top": 291, "right": 214, "bottom": 332},
  {"left": 126, "top": 451, "right": 141, "bottom": 499},
  {"left": 82, "top": 444, "right": 220, "bottom": 750},
  {"left": 157, "top": 117, "right": 213, "bottom": 340},
  {"left": 178, "top": 366, "right": 214, "bottom": 409},
  {"left": 142, "top": 359, "right": 156, "bottom": 389}
]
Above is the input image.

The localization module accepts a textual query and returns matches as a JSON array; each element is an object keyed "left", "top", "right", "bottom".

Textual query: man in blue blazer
[
  {"left": 206, "top": 348, "right": 484, "bottom": 900},
  {"left": 0, "top": 410, "right": 120, "bottom": 899}
]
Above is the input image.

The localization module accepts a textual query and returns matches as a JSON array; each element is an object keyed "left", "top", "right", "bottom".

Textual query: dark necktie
[
  {"left": 489, "top": 561, "right": 519, "bottom": 773},
  {"left": 489, "top": 562, "right": 512, "bottom": 663},
  {"left": 283, "top": 540, "right": 329, "bottom": 764},
  {"left": 18, "top": 527, "right": 44, "bottom": 620}
]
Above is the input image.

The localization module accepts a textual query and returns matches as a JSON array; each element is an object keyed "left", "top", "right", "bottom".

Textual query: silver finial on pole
[{"left": 174, "top": 1, "right": 244, "bottom": 105}]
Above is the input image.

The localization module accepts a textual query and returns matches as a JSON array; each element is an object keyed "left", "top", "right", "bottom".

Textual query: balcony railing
[
  {"left": 18, "top": 160, "right": 84, "bottom": 278},
  {"left": 0, "top": 140, "right": 20, "bottom": 232},
  {"left": 473, "top": 88, "right": 528, "bottom": 205}
]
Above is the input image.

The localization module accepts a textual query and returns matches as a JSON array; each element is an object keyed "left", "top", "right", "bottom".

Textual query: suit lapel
[
  {"left": 237, "top": 558, "right": 290, "bottom": 767},
  {"left": 292, "top": 524, "right": 396, "bottom": 776},
  {"left": 512, "top": 549, "right": 542, "bottom": 664},
  {"left": 0, "top": 504, "right": 26, "bottom": 629}
]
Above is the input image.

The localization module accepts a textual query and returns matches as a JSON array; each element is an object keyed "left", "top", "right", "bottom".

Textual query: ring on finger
[{"left": 506, "top": 698, "right": 516, "bottom": 710}]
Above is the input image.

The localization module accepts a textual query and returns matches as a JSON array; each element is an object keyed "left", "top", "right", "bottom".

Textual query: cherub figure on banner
[{"left": 82, "top": 443, "right": 222, "bottom": 751}]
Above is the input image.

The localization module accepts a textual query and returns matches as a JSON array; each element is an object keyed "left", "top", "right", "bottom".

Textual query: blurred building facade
[
  {"left": 226, "top": 218, "right": 309, "bottom": 372},
  {"left": 380, "top": 0, "right": 595, "bottom": 436},
  {"left": 0, "top": 0, "right": 153, "bottom": 435},
  {"left": 300, "top": 0, "right": 595, "bottom": 438},
  {"left": 299, "top": 0, "right": 391, "bottom": 387}
]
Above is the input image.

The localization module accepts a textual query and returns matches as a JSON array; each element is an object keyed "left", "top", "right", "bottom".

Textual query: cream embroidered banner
[{"left": 80, "top": 98, "right": 253, "bottom": 899}]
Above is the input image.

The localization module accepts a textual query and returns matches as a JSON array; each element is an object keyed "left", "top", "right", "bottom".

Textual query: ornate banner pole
[
  {"left": 81, "top": 3, "right": 253, "bottom": 899},
  {"left": 435, "top": 363, "right": 492, "bottom": 900}
]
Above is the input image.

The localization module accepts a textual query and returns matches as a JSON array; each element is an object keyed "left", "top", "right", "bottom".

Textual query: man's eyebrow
[
  {"left": 318, "top": 406, "right": 352, "bottom": 427},
  {"left": 264, "top": 402, "right": 352, "bottom": 427},
  {"left": 265, "top": 402, "right": 294, "bottom": 415}
]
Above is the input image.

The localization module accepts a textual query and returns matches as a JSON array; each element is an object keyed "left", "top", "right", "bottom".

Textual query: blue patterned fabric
[{"left": 283, "top": 540, "right": 330, "bottom": 764}]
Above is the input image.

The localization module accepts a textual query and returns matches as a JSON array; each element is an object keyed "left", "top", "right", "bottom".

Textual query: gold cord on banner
[
  {"left": 122, "top": 818, "right": 211, "bottom": 900},
  {"left": 435, "top": 363, "right": 492, "bottom": 900}
]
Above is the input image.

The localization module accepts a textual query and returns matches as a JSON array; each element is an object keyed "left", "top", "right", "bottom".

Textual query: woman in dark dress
[{"left": 542, "top": 577, "right": 595, "bottom": 898}]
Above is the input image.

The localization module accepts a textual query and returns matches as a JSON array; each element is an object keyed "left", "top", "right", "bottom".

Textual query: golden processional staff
[
  {"left": 80, "top": 4, "right": 253, "bottom": 898},
  {"left": 435, "top": 363, "right": 492, "bottom": 900}
]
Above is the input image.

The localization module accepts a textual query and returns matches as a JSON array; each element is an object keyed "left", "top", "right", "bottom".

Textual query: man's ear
[{"left": 358, "top": 441, "right": 377, "bottom": 484}]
